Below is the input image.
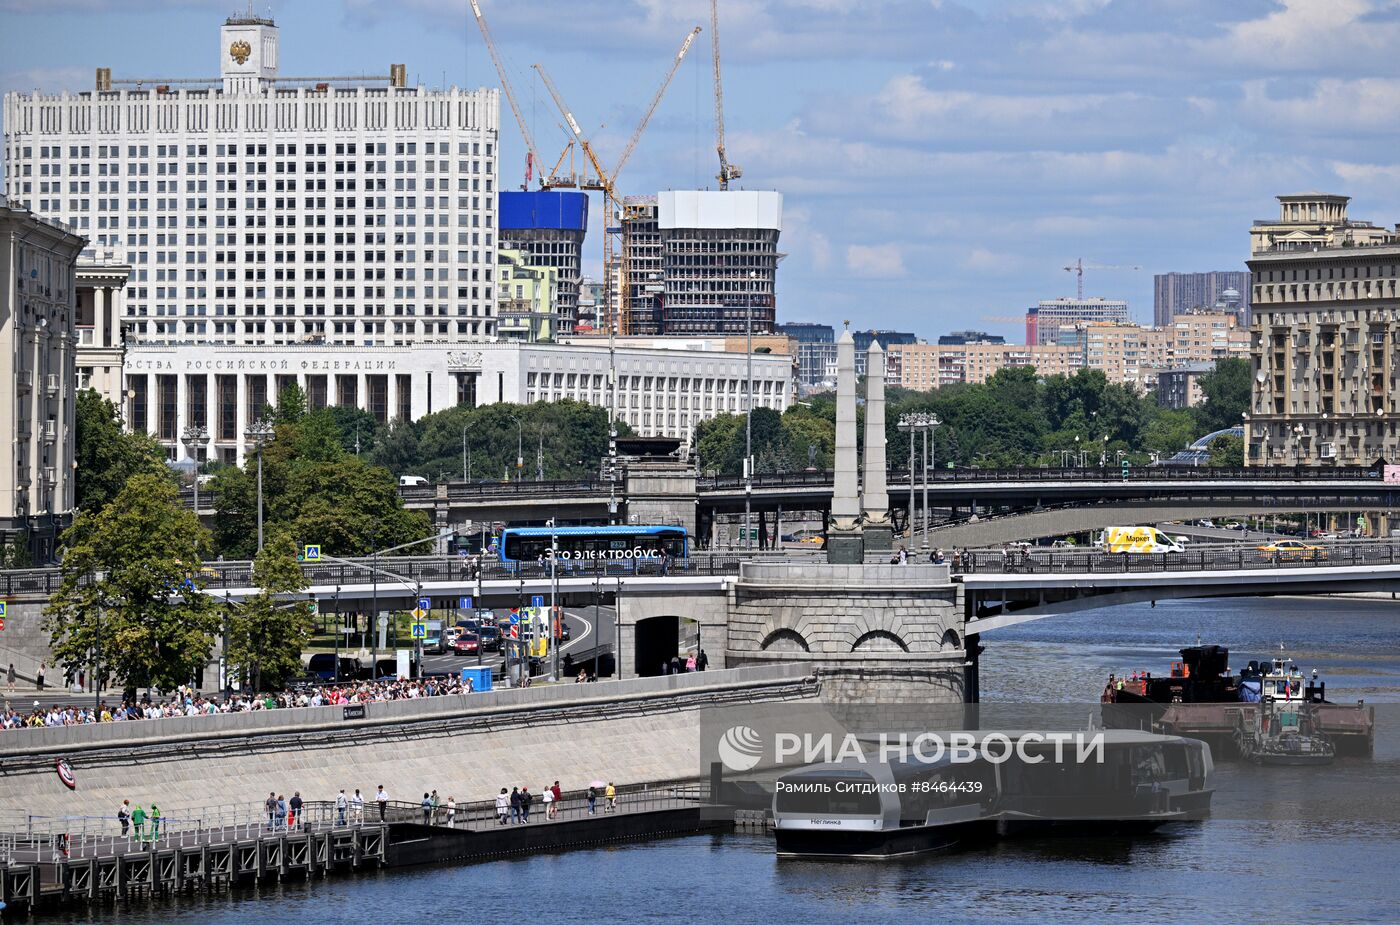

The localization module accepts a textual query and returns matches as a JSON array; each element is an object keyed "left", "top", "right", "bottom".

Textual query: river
[{"left": 38, "top": 596, "right": 1400, "bottom": 924}]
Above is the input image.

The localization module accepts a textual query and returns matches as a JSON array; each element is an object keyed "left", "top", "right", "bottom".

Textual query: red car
[{"left": 452, "top": 633, "right": 481, "bottom": 656}]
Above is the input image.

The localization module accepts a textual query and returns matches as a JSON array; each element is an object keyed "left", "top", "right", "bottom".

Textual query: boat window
[
  {"left": 1162, "top": 744, "right": 1190, "bottom": 780},
  {"left": 775, "top": 773, "right": 882, "bottom": 816}
]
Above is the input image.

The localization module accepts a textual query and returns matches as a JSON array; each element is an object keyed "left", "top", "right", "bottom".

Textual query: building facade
[
  {"left": 1025, "top": 298, "right": 1130, "bottom": 345},
  {"left": 777, "top": 322, "right": 835, "bottom": 390},
  {"left": 1153, "top": 271, "right": 1251, "bottom": 327},
  {"left": 110, "top": 339, "right": 792, "bottom": 465},
  {"left": 496, "top": 248, "right": 557, "bottom": 342},
  {"left": 1, "top": 201, "right": 85, "bottom": 562},
  {"left": 1156, "top": 363, "right": 1215, "bottom": 410},
  {"left": 621, "top": 190, "right": 781, "bottom": 336},
  {"left": 2, "top": 13, "right": 502, "bottom": 348},
  {"left": 1245, "top": 194, "right": 1400, "bottom": 466},
  {"left": 498, "top": 190, "right": 586, "bottom": 335}
]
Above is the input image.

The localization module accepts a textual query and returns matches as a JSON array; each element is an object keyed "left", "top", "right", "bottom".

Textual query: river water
[{"left": 40, "top": 596, "right": 1400, "bottom": 924}]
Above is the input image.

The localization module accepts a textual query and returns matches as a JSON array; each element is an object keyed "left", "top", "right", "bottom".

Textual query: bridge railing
[
  {"left": 696, "top": 464, "right": 1386, "bottom": 491},
  {"left": 959, "top": 538, "right": 1400, "bottom": 575}
]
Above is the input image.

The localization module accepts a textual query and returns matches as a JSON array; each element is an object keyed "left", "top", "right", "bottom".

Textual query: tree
[
  {"left": 1208, "top": 433, "right": 1245, "bottom": 467},
  {"left": 73, "top": 389, "right": 169, "bottom": 512},
  {"left": 1194, "top": 358, "right": 1251, "bottom": 434},
  {"left": 226, "top": 528, "right": 313, "bottom": 691},
  {"left": 44, "top": 473, "right": 218, "bottom": 692}
]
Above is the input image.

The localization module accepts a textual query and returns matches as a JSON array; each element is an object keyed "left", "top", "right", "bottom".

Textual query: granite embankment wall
[{"left": 0, "top": 665, "right": 817, "bottom": 820}]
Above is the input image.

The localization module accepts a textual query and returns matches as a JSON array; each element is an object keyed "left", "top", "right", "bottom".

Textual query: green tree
[
  {"left": 270, "top": 383, "right": 307, "bottom": 425},
  {"left": 44, "top": 473, "right": 218, "bottom": 692},
  {"left": 73, "top": 389, "right": 170, "bottom": 512},
  {"left": 226, "top": 528, "right": 313, "bottom": 691},
  {"left": 1208, "top": 433, "right": 1245, "bottom": 467},
  {"left": 1194, "top": 358, "right": 1251, "bottom": 434},
  {"left": 212, "top": 414, "right": 431, "bottom": 560}
]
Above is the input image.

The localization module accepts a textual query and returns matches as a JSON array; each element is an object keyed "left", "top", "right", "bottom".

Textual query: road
[{"left": 419, "top": 607, "right": 611, "bottom": 678}]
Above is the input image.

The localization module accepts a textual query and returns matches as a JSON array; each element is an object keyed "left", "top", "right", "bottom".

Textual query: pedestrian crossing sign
[
  {"left": 411, "top": 621, "right": 427, "bottom": 639},
  {"left": 302, "top": 545, "right": 321, "bottom": 561},
  {"left": 0, "top": 601, "right": 6, "bottom": 618}
]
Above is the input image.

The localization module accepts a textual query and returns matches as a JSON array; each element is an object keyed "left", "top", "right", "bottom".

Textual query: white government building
[{"left": 4, "top": 11, "right": 793, "bottom": 466}]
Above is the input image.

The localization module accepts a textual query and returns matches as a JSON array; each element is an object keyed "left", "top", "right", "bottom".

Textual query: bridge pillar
[{"left": 726, "top": 562, "right": 967, "bottom": 706}]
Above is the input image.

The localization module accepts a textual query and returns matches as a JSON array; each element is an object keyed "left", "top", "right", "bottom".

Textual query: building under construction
[
  {"left": 499, "top": 190, "right": 589, "bottom": 335},
  {"left": 621, "top": 190, "right": 782, "bottom": 335}
]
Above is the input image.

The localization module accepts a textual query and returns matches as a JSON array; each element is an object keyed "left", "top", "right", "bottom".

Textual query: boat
[
  {"left": 1230, "top": 664, "right": 1335, "bottom": 766},
  {"left": 772, "top": 750, "right": 998, "bottom": 859},
  {"left": 1101, "top": 644, "right": 1374, "bottom": 757},
  {"left": 771, "top": 730, "right": 1213, "bottom": 859}
]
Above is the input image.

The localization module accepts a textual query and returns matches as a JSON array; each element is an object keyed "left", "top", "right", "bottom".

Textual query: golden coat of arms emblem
[{"left": 230, "top": 40, "right": 252, "bottom": 64}]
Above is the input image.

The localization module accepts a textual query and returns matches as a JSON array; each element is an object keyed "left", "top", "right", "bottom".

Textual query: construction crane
[
  {"left": 710, "top": 0, "right": 742, "bottom": 190},
  {"left": 468, "top": 0, "right": 540, "bottom": 190},
  {"left": 534, "top": 26, "right": 702, "bottom": 334},
  {"left": 1063, "top": 258, "right": 1141, "bottom": 299}
]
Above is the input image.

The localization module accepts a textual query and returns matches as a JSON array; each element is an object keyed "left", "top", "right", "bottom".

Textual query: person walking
[
  {"left": 6, "top": 662, "right": 15, "bottom": 693},
  {"left": 509, "top": 786, "right": 522, "bottom": 824},
  {"left": 117, "top": 800, "right": 131, "bottom": 836},
  {"left": 429, "top": 789, "right": 440, "bottom": 824},
  {"left": 289, "top": 792, "right": 303, "bottom": 830},
  {"left": 542, "top": 783, "right": 555, "bottom": 820},
  {"left": 605, "top": 782, "right": 617, "bottom": 813},
  {"left": 587, "top": 785, "right": 598, "bottom": 815},
  {"left": 149, "top": 804, "right": 162, "bottom": 840},
  {"left": 495, "top": 788, "right": 510, "bottom": 825},
  {"left": 336, "top": 789, "right": 348, "bottom": 826},
  {"left": 275, "top": 795, "right": 286, "bottom": 832},
  {"left": 420, "top": 793, "right": 433, "bottom": 825},
  {"left": 520, "top": 786, "right": 533, "bottom": 823},
  {"left": 446, "top": 796, "right": 456, "bottom": 828},
  {"left": 551, "top": 780, "right": 562, "bottom": 812},
  {"left": 131, "top": 804, "right": 146, "bottom": 842},
  {"left": 36, "top": 662, "right": 46, "bottom": 691},
  {"left": 351, "top": 789, "right": 365, "bottom": 824},
  {"left": 696, "top": 649, "right": 708, "bottom": 672},
  {"left": 376, "top": 785, "right": 389, "bottom": 821},
  {"left": 265, "top": 792, "right": 278, "bottom": 829},
  {"left": 685, "top": 652, "right": 697, "bottom": 672}
]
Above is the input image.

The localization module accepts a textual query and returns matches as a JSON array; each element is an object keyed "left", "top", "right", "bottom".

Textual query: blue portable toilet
[{"left": 461, "top": 665, "right": 492, "bottom": 693}]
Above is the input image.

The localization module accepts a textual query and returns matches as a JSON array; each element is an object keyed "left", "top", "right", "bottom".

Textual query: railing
[
  {"left": 959, "top": 538, "right": 1400, "bottom": 576},
  {"left": 696, "top": 464, "right": 1386, "bottom": 491},
  {"left": 0, "top": 779, "right": 710, "bottom": 864}
]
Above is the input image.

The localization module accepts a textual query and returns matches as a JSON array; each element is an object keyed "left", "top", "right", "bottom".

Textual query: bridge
[
  {"left": 7, "top": 539, "right": 1400, "bottom": 689},
  {"left": 175, "top": 464, "right": 1400, "bottom": 548},
  {"left": 958, "top": 539, "right": 1400, "bottom": 633}
]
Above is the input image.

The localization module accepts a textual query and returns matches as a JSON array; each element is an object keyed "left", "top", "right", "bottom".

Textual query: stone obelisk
[
  {"left": 862, "top": 341, "right": 892, "bottom": 551},
  {"left": 827, "top": 328, "right": 864, "bottom": 563}
]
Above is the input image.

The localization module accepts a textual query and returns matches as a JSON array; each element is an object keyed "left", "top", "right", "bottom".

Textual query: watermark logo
[{"left": 717, "top": 724, "right": 765, "bottom": 771}]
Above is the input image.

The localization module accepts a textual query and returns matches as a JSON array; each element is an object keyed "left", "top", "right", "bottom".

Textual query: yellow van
[{"left": 1101, "top": 526, "right": 1186, "bottom": 554}]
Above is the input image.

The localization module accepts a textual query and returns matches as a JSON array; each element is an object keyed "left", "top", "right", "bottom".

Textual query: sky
[{"left": 2, "top": 0, "right": 1399, "bottom": 342}]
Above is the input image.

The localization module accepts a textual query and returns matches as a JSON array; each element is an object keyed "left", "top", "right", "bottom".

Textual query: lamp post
[
  {"left": 744, "top": 270, "right": 757, "bottom": 551},
  {"left": 897, "top": 413, "right": 940, "bottom": 550},
  {"left": 461, "top": 420, "right": 476, "bottom": 482},
  {"left": 1293, "top": 423, "right": 1304, "bottom": 466},
  {"left": 536, "top": 425, "right": 548, "bottom": 482},
  {"left": 549, "top": 519, "right": 560, "bottom": 681},
  {"left": 181, "top": 424, "right": 209, "bottom": 518},
  {"left": 244, "top": 418, "right": 275, "bottom": 552},
  {"left": 513, "top": 417, "right": 524, "bottom": 481}
]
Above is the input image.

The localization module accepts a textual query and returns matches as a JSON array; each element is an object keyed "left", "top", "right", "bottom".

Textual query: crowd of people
[{"left": 1, "top": 675, "right": 479, "bottom": 731}]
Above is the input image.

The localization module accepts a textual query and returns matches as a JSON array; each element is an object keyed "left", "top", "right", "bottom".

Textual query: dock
[{"left": 0, "top": 782, "right": 723, "bottom": 915}]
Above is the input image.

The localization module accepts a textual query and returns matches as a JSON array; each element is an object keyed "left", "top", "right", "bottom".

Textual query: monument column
[
  {"left": 862, "top": 341, "right": 892, "bottom": 551},
  {"left": 827, "top": 328, "right": 863, "bottom": 563}
]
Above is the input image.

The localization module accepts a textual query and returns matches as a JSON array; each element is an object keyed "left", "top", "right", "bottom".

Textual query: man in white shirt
[
  {"left": 375, "top": 785, "right": 389, "bottom": 821},
  {"left": 350, "top": 789, "right": 365, "bottom": 824}
]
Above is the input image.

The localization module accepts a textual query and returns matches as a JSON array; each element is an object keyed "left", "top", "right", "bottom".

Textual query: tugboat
[
  {"left": 1101, "top": 644, "right": 1374, "bottom": 758},
  {"left": 1230, "top": 661, "right": 1335, "bottom": 766}
]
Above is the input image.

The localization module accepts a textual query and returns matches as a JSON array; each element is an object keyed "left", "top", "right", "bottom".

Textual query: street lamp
[
  {"left": 536, "top": 424, "right": 548, "bottom": 482},
  {"left": 744, "top": 269, "right": 757, "bottom": 551},
  {"left": 512, "top": 417, "right": 524, "bottom": 481},
  {"left": 244, "top": 418, "right": 275, "bottom": 552},
  {"left": 181, "top": 424, "right": 209, "bottom": 518},
  {"left": 897, "top": 412, "right": 940, "bottom": 550},
  {"left": 461, "top": 420, "right": 476, "bottom": 482},
  {"left": 1293, "top": 423, "right": 1305, "bottom": 466}
]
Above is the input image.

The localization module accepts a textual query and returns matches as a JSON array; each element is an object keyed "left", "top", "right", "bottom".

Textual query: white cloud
[
  {"left": 846, "top": 243, "right": 906, "bottom": 278},
  {"left": 1240, "top": 78, "right": 1400, "bottom": 134}
]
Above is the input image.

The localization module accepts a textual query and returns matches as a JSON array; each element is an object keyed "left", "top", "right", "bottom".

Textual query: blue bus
[{"left": 498, "top": 525, "right": 688, "bottom": 567}]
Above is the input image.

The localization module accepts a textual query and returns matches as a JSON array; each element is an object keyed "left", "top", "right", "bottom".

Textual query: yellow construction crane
[
  {"left": 710, "top": 0, "right": 742, "bottom": 190},
  {"left": 468, "top": 0, "right": 576, "bottom": 190},
  {"left": 534, "top": 25, "right": 702, "bottom": 334},
  {"left": 1063, "top": 258, "right": 1141, "bottom": 299}
]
